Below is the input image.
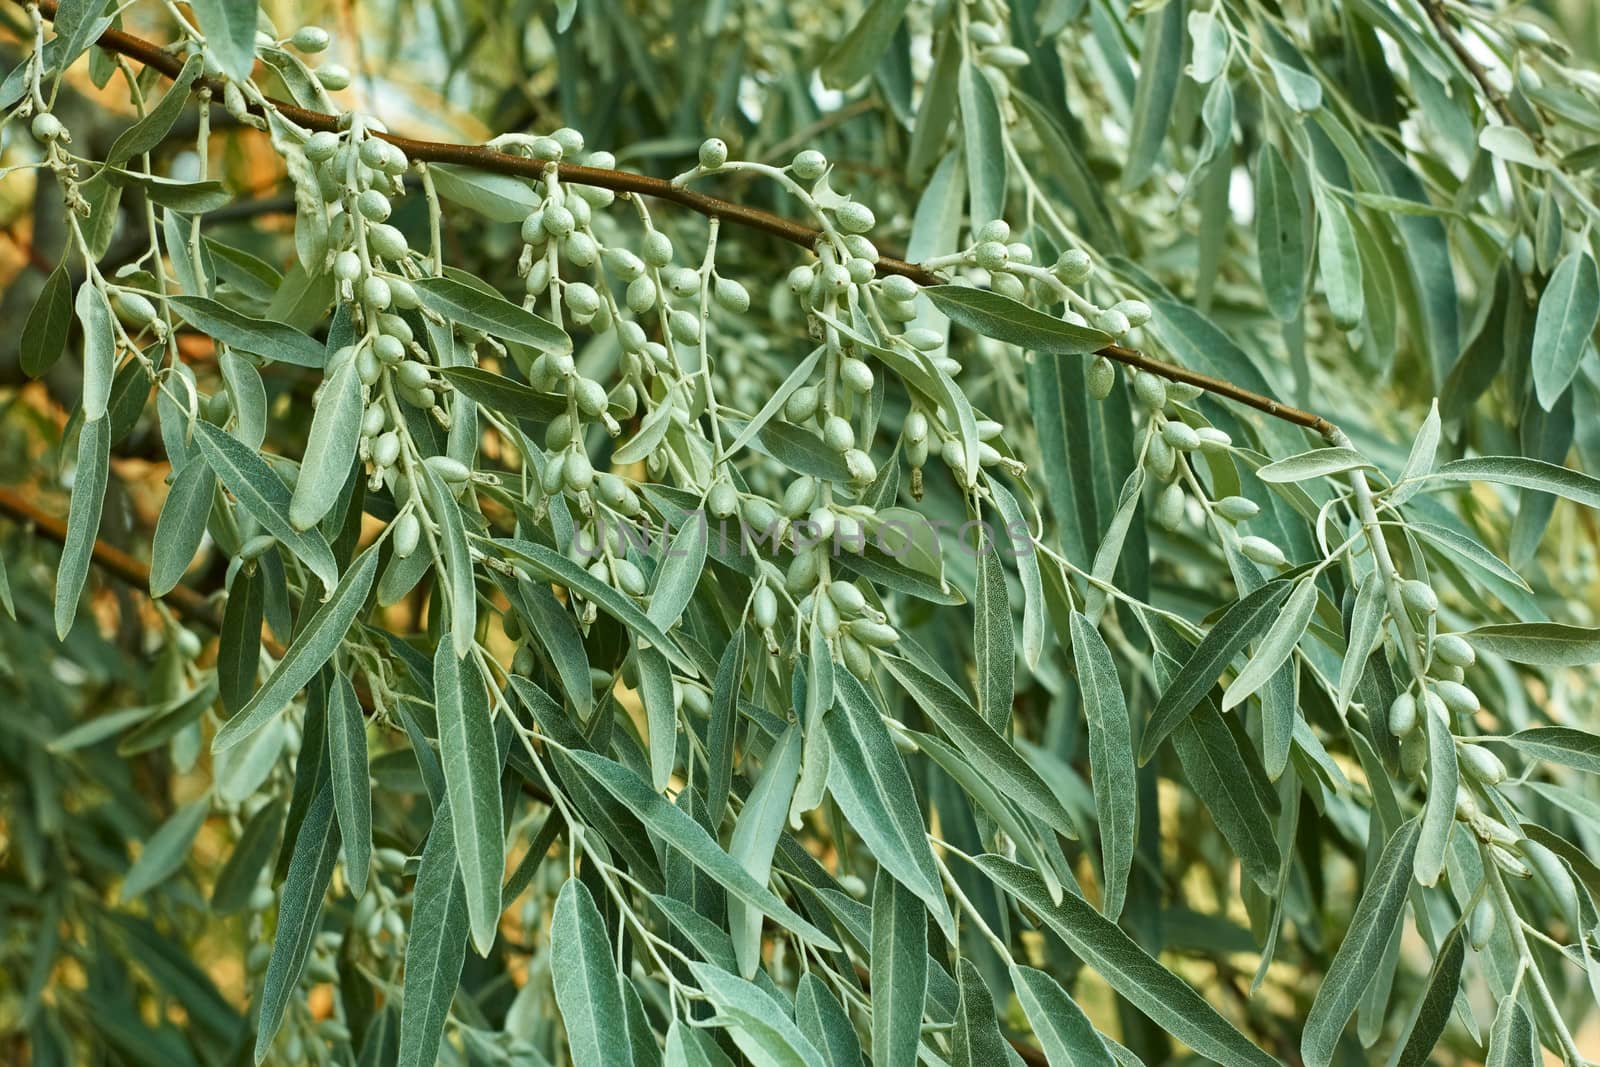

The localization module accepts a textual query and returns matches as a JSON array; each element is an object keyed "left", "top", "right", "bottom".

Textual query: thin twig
[{"left": 16, "top": 0, "right": 1344, "bottom": 444}]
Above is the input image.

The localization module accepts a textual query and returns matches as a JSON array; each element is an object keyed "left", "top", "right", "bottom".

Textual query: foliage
[{"left": 2, "top": 0, "right": 1600, "bottom": 1065}]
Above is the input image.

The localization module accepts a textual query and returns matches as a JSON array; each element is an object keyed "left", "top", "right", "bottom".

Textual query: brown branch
[{"left": 19, "top": 0, "right": 1344, "bottom": 446}]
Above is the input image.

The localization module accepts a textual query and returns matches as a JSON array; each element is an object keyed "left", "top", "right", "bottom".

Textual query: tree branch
[{"left": 18, "top": 0, "right": 1343, "bottom": 445}]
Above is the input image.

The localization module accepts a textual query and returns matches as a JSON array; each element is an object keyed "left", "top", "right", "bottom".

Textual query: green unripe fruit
[
  {"left": 425, "top": 455, "right": 471, "bottom": 483},
  {"left": 1145, "top": 436, "right": 1176, "bottom": 481},
  {"left": 1053, "top": 248, "right": 1092, "bottom": 284},
  {"left": 1435, "top": 633, "right": 1475, "bottom": 668},
  {"left": 625, "top": 276, "right": 657, "bottom": 314},
  {"left": 356, "top": 347, "right": 382, "bottom": 385},
  {"left": 708, "top": 478, "right": 738, "bottom": 518},
  {"left": 1524, "top": 841, "right": 1579, "bottom": 929},
  {"left": 389, "top": 277, "right": 419, "bottom": 309},
  {"left": 974, "top": 241, "right": 1009, "bottom": 271},
  {"left": 713, "top": 276, "right": 750, "bottom": 313},
  {"left": 373, "top": 431, "right": 400, "bottom": 468},
  {"left": 1196, "top": 427, "right": 1232, "bottom": 451},
  {"left": 605, "top": 247, "right": 645, "bottom": 280},
  {"left": 290, "top": 26, "right": 330, "bottom": 52},
  {"left": 753, "top": 586, "right": 778, "bottom": 629},
  {"left": 792, "top": 150, "right": 827, "bottom": 180},
  {"left": 305, "top": 131, "right": 339, "bottom": 161},
  {"left": 31, "top": 112, "right": 65, "bottom": 141},
  {"left": 1133, "top": 371, "right": 1167, "bottom": 411},
  {"left": 1156, "top": 483, "right": 1185, "bottom": 530},
  {"left": 1468, "top": 895, "right": 1496, "bottom": 950},
  {"left": 542, "top": 204, "right": 575, "bottom": 237},
  {"left": 663, "top": 267, "right": 699, "bottom": 298},
  {"left": 334, "top": 250, "right": 362, "bottom": 282},
  {"left": 1388, "top": 692, "right": 1418, "bottom": 737},
  {"left": 1400, "top": 726, "right": 1427, "bottom": 777},
  {"left": 112, "top": 290, "right": 159, "bottom": 326},
  {"left": 396, "top": 360, "right": 430, "bottom": 390},
  {"left": 845, "top": 448, "right": 877, "bottom": 485},
  {"left": 1240, "top": 535, "right": 1286, "bottom": 568},
  {"left": 698, "top": 138, "right": 728, "bottom": 169},
  {"left": 368, "top": 224, "right": 408, "bottom": 261},
  {"left": 359, "top": 137, "right": 388, "bottom": 171},
  {"left": 564, "top": 231, "right": 598, "bottom": 267},
  {"left": 905, "top": 328, "right": 942, "bottom": 351},
  {"left": 1435, "top": 680, "right": 1479, "bottom": 716},
  {"left": 562, "top": 450, "right": 594, "bottom": 491},
  {"left": 565, "top": 282, "right": 601, "bottom": 320},
  {"left": 1217, "top": 496, "right": 1259, "bottom": 521},
  {"left": 612, "top": 558, "right": 647, "bottom": 596},
  {"left": 1459, "top": 744, "right": 1506, "bottom": 784},
  {"left": 881, "top": 275, "right": 918, "bottom": 303},
  {"left": 782, "top": 476, "right": 817, "bottom": 516},
  {"left": 393, "top": 512, "right": 420, "bottom": 558},
  {"left": 784, "top": 386, "right": 819, "bottom": 424},
  {"left": 841, "top": 357, "right": 874, "bottom": 394},
  {"left": 1401, "top": 579, "right": 1438, "bottom": 616},
  {"left": 1087, "top": 356, "right": 1115, "bottom": 399},
  {"left": 785, "top": 546, "right": 821, "bottom": 593},
  {"left": 552, "top": 127, "right": 585, "bottom": 155},
  {"left": 851, "top": 619, "right": 900, "bottom": 647},
  {"left": 1094, "top": 308, "right": 1130, "bottom": 336},
  {"left": 828, "top": 581, "right": 866, "bottom": 614},
  {"left": 668, "top": 309, "right": 701, "bottom": 344},
  {"left": 976, "top": 219, "right": 1010, "bottom": 244},
  {"left": 642, "top": 231, "right": 674, "bottom": 267},
  {"left": 356, "top": 188, "right": 391, "bottom": 221},
  {"left": 741, "top": 495, "right": 778, "bottom": 532},
  {"left": 1161, "top": 420, "right": 1200, "bottom": 451},
  {"left": 361, "top": 403, "right": 387, "bottom": 436},
  {"left": 362, "top": 275, "right": 392, "bottom": 309},
  {"left": 805, "top": 507, "right": 837, "bottom": 542},
  {"left": 575, "top": 378, "right": 608, "bottom": 418},
  {"left": 817, "top": 594, "right": 841, "bottom": 637},
  {"left": 1114, "top": 299, "right": 1152, "bottom": 327},
  {"left": 374, "top": 334, "right": 406, "bottom": 364},
  {"left": 823, "top": 415, "right": 855, "bottom": 453}
]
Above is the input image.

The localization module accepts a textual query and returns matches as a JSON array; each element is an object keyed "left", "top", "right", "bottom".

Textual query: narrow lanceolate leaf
[
  {"left": 412, "top": 276, "right": 569, "bottom": 352},
  {"left": 1428, "top": 457, "right": 1600, "bottom": 510},
  {"left": 820, "top": 0, "right": 909, "bottom": 89},
  {"left": 1222, "top": 577, "right": 1316, "bottom": 710},
  {"left": 1314, "top": 185, "right": 1364, "bottom": 330},
  {"left": 1494, "top": 727, "right": 1600, "bottom": 775},
  {"left": 1256, "top": 143, "right": 1307, "bottom": 320},
  {"left": 987, "top": 480, "right": 1045, "bottom": 668},
  {"left": 1484, "top": 993, "right": 1537, "bottom": 1067},
  {"left": 21, "top": 265, "right": 73, "bottom": 378},
  {"left": 120, "top": 796, "right": 209, "bottom": 903},
  {"left": 76, "top": 282, "right": 115, "bottom": 422},
  {"left": 434, "top": 642, "right": 504, "bottom": 956},
  {"left": 212, "top": 544, "right": 379, "bottom": 752},
  {"left": 218, "top": 566, "right": 262, "bottom": 716},
  {"left": 1171, "top": 701, "right": 1282, "bottom": 891},
  {"left": 1391, "top": 924, "right": 1465, "bottom": 1067},
  {"left": 1395, "top": 399, "right": 1442, "bottom": 498},
  {"left": 193, "top": 420, "right": 339, "bottom": 593},
  {"left": 419, "top": 463, "right": 477, "bottom": 658},
  {"left": 1069, "top": 612, "right": 1135, "bottom": 920},
  {"left": 646, "top": 512, "right": 707, "bottom": 628},
  {"left": 705, "top": 629, "right": 746, "bottom": 823},
  {"left": 977, "top": 855, "right": 1279, "bottom": 1067},
  {"left": 1416, "top": 707, "right": 1457, "bottom": 887},
  {"left": 870, "top": 870, "right": 927, "bottom": 1067},
  {"left": 635, "top": 643, "right": 677, "bottom": 792},
  {"left": 1139, "top": 580, "right": 1292, "bottom": 762},
  {"left": 1337, "top": 572, "right": 1385, "bottom": 712},
  {"left": 106, "top": 53, "right": 204, "bottom": 164},
  {"left": 1301, "top": 818, "right": 1422, "bottom": 1067},
  {"left": 958, "top": 62, "right": 1006, "bottom": 225},
  {"left": 1462, "top": 623, "right": 1600, "bottom": 666},
  {"left": 950, "top": 959, "right": 1009, "bottom": 1067},
  {"left": 170, "top": 296, "right": 324, "bottom": 368},
  {"left": 925, "top": 285, "right": 1112, "bottom": 355},
  {"left": 690, "top": 962, "right": 826, "bottom": 1067},
  {"left": 327, "top": 674, "right": 371, "bottom": 898},
  {"left": 54, "top": 415, "right": 110, "bottom": 639},
  {"left": 150, "top": 459, "right": 215, "bottom": 597},
  {"left": 1255, "top": 446, "right": 1372, "bottom": 483},
  {"left": 826, "top": 671, "right": 953, "bottom": 937},
  {"left": 1011, "top": 965, "right": 1115, "bottom": 1067},
  {"left": 188, "top": 0, "right": 258, "bottom": 82},
  {"left": 728, "top": 727, "right": 800, "bottom": 978},
  {"left": 255, "top": 781, "right": 340, "bottom": 1065},
  {"left": 1531, "top": 250, "right": 1600, "bottom": 408},
  {"left": 563, "top": 749, "right": 838, "bottom": 949},
  {"left": 288, "top": 360, "right": 361, "bottom": 531},
  {"left": 796, "top": 974, "right": 865, "bottom": 1067},
  {"left": 1123, "top": 0, "right": 1184, "bottom": 189},
  {"left": 974, "top": 541, "right": 1014, "bottom": 732},
  {"left": 552, "top": 880, "right": 634, "bottom": 1067},
  {"left": 398, "top": 803, "right": 470, "bottom": 1067}
]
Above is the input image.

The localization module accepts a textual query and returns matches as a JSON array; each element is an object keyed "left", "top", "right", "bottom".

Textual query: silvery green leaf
[
  {"left": 150, "top": 457, "right": 216, "bottom": 597},
  {"left": 636, "top": 643, "right": 677, "bottom": 792},
  {"left": 398, "top": 802, "right": 470, "bottom": 1067},
  {"left": 212, "top": 544, "right": 379, "bottom": 752},
  {"left": 437, "top": 366, "right": 568, "bottom": 422},
  {"left": 949, "top": 959, "right": 1008, "bottom": 1067},
  {"left": 1391, "top": 399, "right": 1442, "bottom": 505},
  {"left": 120, "top": 795, "right": 209, "bottom": 903},
  {"left": 1462, "top": 624, "right": 1600, "bottom": 666},
  {"left": 288, "top": 360, "right": 361, "bottom": 531},
  {"left": 434, "top": 641, "right": 503, "bottom": 956},
  {"left": 327, "top": 674, "right": 371, "bottom": 898},
  {"left": 825, "top": 671, "right": 953, "bottom": 938},
  {"left": 986, "top": 480, "right": 1045, "bottom": 668},
  {"left": 21, "top": 265, "right": 73, "bottom": 378},
  {"left": 1492, "top": 727, "right": 1600, "bottom": 774},
  {"left": 1416, "top": 705, "right": 1457, "bottom": 886},
  {"left": 54, "top": 414, "right": 109, "bottom": 639},
  {"left": 1256, "top": 142, "right": 1308, "bottom": 320},
  {"left": 516, "top": 577, "right": 593, "bottom": 721},
  {"left": 427, "top": 163, "right": 543, "bottom": 223},
  {"left": 958, "top": 62, "right": 1006, "bottom": 223},
  {"left": 722, "top": 345, "right": 825, "bottom": 457},
  {"left": 1407, "top": 522, "right": 1532, "bottom": 594},
  {"left": 217, "top": 565, "right": 262, "bottom": 716},
  {"left": 1301, "top": 818, "right": 1422, "bottom": 1067},
  {"left": 106, "top": 53, "right": 204, "bottom": 165},
  {"left": 1427, "top": 457, "right": 1600, "bottom": 509},
  {"left": 1222, "top": 577, "right": 1316, "bottom": 710},
  {"left": 795, "top": 975, "right": 864, "bottom": 1067},
  {"left": 647, "top": 512, "right": 707, "bottom": 628},
  {"left": 977, "top": 854, "right": 1280, "bottom": 1067},
  {"left": 1255, "top": 446, "right": 1375, "bottom": 483},
  {"left": 1139, "top": 580, "right": 1292, "bottom": 762},
  {"left": 1069, "top": 612, "right": 1135, "bottom": 919},
  {"left": 412, "top": 276, "right": 569, "bottom": 352},
  {"left": 219, "top": 351, "right": 266, "bottom": 449},
  {"left": 728, "top": 726, "right": 800, "bottom": 978},
  {"left": 563, "top": 749, "right": 838, "bottom": 948},
  {"left": 706, "top": 628, "right": 745, "bottom": 822},
  {"left": 188, "top": 0, "right": 258, "bottom": 82},
  {"left": 211, "top": 799, "right": 284, "bottom": 914},
  {"left": 255, "top": 780, "right": 340, "bottom": 1065},
  {"left": 689, "top": 962, "right": 826, "bottom": 1067},
  {"left": 1313, "top": 184, "right": 1364, "bottom": 331},
  {"left": 1484, "top": 994, "right": 1537, "bottom": 1067},
  {"left": 193, "top": 420, "right": 339, "bottom": 594},
  {"left": 1531, "top": 250, "right": 1600, "bottom": 408},
  {"left": 665, "top": 1019, "right": 738, "bottom": 1067},
  {"left": 1186, "top": 10, "right": 1228, "bottom": 84},
  {"left": 419, "top": 463, "right": 477, "bottom": 659},
  {"left": 974, "top": 539, "right": 1013, "bottom": 732},
  {"left": 1123, "top": 0, "right": 1184, "bottom": 189},
  {"left": 1336, "top": 572, "right": 1385, "bottom": 713},
  {"left": 552, "top": 879, "right": 635, "bottom": 1067},
  {"left": 870, "top": 869, "right": 926, "bottom": 1067},
  {"left": 170, "top": 296, "right": 325, "bottom": 368},
  {"left": 76, "top": 282, "right": 115, "bottom": 421},
  {"left": 926, "top": 285, "right": 1112, "bottom": 355},
  {"left": 1170, "top": 698, "right": 1281, "bottom": 891},
  {"left": 1479, "top": 125, "right": 1547, "bottom": 170},
  {"left": 1268, "top": 57, "right": 1322, "bottom": 111},
  {"left": 820, "top": 0, "right": 909, "bottom": 89},
  {"left": 1390, "top": 924, "right": 1465, "bottom": 1067},
  {"left": 1010, "top": 965, "right": 1116, "bottom": 1067}
]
